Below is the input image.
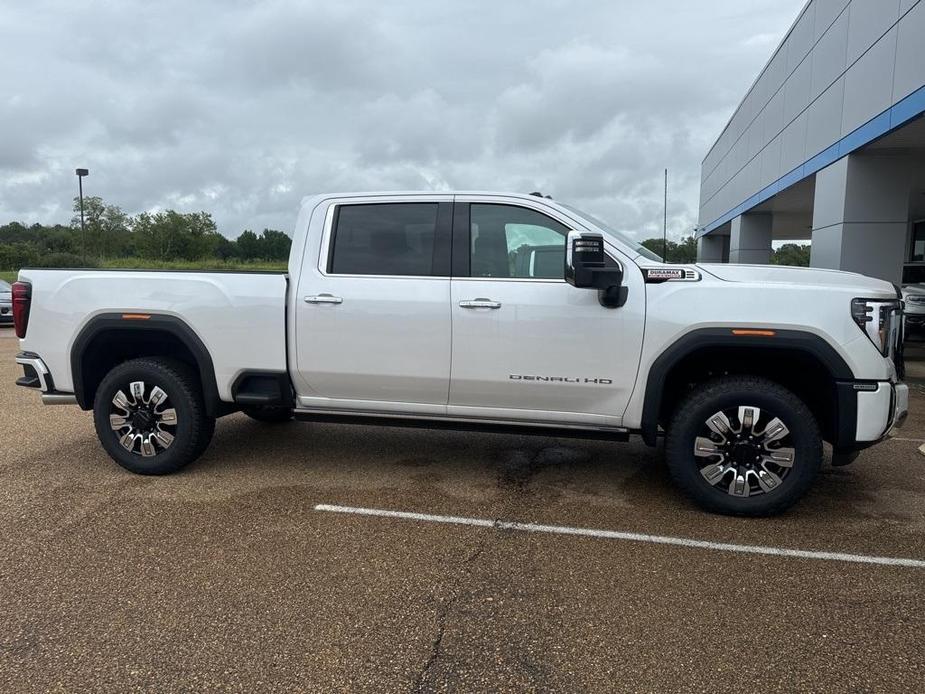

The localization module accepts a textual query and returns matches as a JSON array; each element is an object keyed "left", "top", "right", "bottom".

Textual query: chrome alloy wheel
[
  {"left": 108, "top": 381, "right": 178, "bottom": 457},
  {"left": 692, "top": 405, "right": 795, "bottom": 497}
]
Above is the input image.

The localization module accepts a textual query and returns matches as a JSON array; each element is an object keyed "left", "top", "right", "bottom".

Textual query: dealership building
[{"left": 697, "top": 0, "right": 925, "bottom": 284}]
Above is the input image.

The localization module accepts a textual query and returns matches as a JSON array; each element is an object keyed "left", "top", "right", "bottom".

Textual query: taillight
[{"left": 12, "top": 281, "right": 31, "bottom": 339}]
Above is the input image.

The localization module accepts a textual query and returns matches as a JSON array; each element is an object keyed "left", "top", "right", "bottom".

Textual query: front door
[
  {"left": 294, "top": 197, "right": 453, "bottom": 413},
  {"left": 448, "top": 199, "right": 645, "bottom": 426}
]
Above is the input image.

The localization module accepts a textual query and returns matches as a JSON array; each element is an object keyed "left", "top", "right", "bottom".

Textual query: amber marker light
[{"left": 731, "top": 329, "right": 776, "bottom": 337}]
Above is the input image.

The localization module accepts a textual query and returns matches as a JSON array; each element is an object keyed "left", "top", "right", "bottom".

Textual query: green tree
[
  {"left": 235, "top": 230, "right": 261, "bottom": 259},
  {"left": 640, "top": 236, "right": 697, "bottom": 263},
  {"left": 259, "top": 229, "right": 292, "bottom": 261},
  {"left": 71, "top": 196, "right": 131, "bottom": 259},
  {"left": 771, "top": 243, "right": 811, "bottom": 267},
  {"left": 133, "top": 210, "right": 221, "bottom": 261}
]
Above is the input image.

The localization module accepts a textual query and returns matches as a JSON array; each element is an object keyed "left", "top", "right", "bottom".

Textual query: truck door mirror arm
[{"left": 564, "top": 231, "right": 628, "bottom": 308}]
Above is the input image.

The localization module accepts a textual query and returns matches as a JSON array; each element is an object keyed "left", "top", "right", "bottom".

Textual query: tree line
[
  {"left": 0, "top": 196, "right": 811, "bottom": 271},
  {"left": 0, "top": 197, "right": 292, "bottom": 270},
  {"left": 640, "top": 236, "right": 810, "bottom": 266}
]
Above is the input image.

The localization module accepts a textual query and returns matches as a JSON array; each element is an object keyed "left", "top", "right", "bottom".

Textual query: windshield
[
  {"left": 555, "top": 201, "right": 664, "bottom": 262},
  {"left": 0, "top": 280, "right": 10, "bottom": 292}
]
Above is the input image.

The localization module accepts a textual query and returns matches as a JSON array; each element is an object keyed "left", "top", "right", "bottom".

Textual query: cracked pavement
[{"left": 2, "top": 329, "right": 925, "bottom": 692}]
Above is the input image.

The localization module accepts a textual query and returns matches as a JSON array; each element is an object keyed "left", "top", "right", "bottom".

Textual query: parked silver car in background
[{"left": 0, "top": 280, "right": 13, "bottom": 326}]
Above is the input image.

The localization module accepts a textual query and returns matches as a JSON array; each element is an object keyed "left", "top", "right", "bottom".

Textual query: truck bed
[{"left": 17, "top": 268, "right": 289, "bottom": 401}]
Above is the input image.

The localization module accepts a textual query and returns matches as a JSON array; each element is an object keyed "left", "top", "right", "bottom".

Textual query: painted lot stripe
[{"left": 314, "top": 503, "right": 925, "bottom": 569}]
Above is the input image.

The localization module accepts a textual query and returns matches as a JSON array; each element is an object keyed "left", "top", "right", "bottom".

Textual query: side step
[{"left": 293, "top": 409, "right": 631, "bottom": 442}]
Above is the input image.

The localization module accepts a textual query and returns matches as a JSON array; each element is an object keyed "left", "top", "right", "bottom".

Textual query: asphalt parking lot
[{"left": 2, "top": 327, "right": 924, "bottom": 693}]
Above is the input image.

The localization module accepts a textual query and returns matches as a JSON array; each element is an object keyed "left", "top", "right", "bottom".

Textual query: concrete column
[
  {"left": 729, "top": 213, "right": 772, "bottom": 264},
  {"left": 697, "top": 234, "right": 725, "bottom": 262},
  {"left": 810, "top": 153, "right": 911, "bottom": 284}
]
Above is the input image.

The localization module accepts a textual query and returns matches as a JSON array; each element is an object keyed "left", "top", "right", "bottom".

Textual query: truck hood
[{"left": 697, "top": 263, "right": 896, "bottom": 296}]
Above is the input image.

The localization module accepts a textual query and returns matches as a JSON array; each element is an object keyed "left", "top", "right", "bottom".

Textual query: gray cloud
[{"left": 0, "top": 0, "right": 804, "bottom": 240}]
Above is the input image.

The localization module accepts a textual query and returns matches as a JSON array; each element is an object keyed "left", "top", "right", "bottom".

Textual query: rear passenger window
[{"left": 329, "top": 203, "right": 439, "bottom": 276}]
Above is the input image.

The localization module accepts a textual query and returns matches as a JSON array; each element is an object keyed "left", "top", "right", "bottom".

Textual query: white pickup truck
[{"left": 13, "top": 192, "right": 908, "bottom": 515}]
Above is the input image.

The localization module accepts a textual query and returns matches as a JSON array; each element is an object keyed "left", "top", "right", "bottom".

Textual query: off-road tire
[
  {"left": 93, "top": 357, "right": 215, "bottom": 475},
  {"left": 665, "top": 376, "right": 823, "bottom": 516}
]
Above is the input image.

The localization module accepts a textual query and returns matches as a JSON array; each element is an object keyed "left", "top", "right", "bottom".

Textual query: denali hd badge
[{"left": 509, "top": 375, "right": 613, "bottom": 384}]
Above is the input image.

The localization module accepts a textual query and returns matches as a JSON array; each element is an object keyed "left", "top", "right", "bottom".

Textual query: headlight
[{"left": 851, "top": 298, "right": 902, "bottom": 356}]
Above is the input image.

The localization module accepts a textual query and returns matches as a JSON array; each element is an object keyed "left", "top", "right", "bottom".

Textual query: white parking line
[{"left": 314, "top": 503, "right": 925, "bottom": 569}]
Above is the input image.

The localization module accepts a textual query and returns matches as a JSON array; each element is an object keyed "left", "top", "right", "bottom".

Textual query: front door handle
[
  {"left": 459, "top": 298, "right": 501, "bottom": 309},
  {"left": 304, "top": 294, "right": 343, "bottom": 304}
]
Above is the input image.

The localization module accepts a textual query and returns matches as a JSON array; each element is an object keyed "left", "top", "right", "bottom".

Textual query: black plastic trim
[
  {"left": 451, "top": 201, "right": 470, "bottom": 277},
  {"left": 433, "top": 202, "right": 453, "bottom": 277},
  {"left": 14, "top": 351, "right": 55, "bottom": 391},
  {"left": 231, "top": 370, "right": 294, "bottom": 407},
  {"left": 70, "top": 313, "right": 222, "bottom": 416},
  {"left": 294, "top": 410, "right": 631, "bottom": 442},
  {"left": 833, "top": 381, "right": 863, "bottom": 452},
  {"left": 16, "top": 370, "right": 40, "bottom": 388},
  {"left": 640, "top": 328, "right": 854, "bottom": 446}
]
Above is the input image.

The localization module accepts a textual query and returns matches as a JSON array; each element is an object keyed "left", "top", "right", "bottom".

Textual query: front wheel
[
  {"left": 93, "top": 358, "right": 215, "bottom": 475},
  {"left": 665, "top": 376, "right": 822, "bottom": 516}
]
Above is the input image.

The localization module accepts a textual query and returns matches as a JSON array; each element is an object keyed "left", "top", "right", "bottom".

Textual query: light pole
[
  {"left": 76, "top": 168, "right": 89, "bottom": 260},
  {"left": 662, "top": 168, "right": 668, "bottom": 263}
]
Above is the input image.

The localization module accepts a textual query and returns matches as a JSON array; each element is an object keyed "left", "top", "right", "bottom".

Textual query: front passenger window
[{"left": 470, "top": 204, "right": 570, "bottom": 279}]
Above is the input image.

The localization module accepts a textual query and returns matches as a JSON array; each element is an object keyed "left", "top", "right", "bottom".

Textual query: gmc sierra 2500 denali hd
[{"left": 13, "top": 192, "right": 908, "bottom": 515}]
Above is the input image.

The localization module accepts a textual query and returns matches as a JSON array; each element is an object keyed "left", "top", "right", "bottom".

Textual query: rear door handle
[
  {"left": 459, "top": 298, "right": 501, "bottom": 309},
  {"left": 304, "top": 294, "right": 343, "bottom": 304}
]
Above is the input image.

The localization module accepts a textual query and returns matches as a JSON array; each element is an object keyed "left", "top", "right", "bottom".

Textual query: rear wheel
[
  {"left": 665, "top": 376, "right": 822, "bottom": 516},
  {"left": 93, "top": 358, "right": 214, "bottom": 475}
]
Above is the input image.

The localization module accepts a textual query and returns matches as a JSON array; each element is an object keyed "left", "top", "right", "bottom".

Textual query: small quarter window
[{"left": 329, "top": 203, "right": 440, "bottom": 276}]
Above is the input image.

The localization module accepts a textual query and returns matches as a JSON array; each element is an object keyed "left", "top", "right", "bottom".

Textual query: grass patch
[
  {"left": 99, "top": 258, "right": 288, "bottom": 272},
  {"left": 1, "top": 260, "right": 288, "bottom": 281}
]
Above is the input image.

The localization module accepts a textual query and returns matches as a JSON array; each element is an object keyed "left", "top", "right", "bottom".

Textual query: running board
[{"left": 293, "top": 408, "right": 631, "bottom": 441}]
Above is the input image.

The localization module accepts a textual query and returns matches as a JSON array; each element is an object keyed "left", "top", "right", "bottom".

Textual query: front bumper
[
  {"left": 0, "top": 305, "right": 12, "bottom": 323},
  {"left": 835, "top": 380, "right": 908, "bottom": 453}
]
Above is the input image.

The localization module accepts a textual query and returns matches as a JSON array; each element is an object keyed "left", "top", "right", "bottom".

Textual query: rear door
[
  {"left": 293, "top": 196, "right": 453, "bottom": 413},
  {"left": 448, "top": 196, "right": 645, "bottom": 426}
]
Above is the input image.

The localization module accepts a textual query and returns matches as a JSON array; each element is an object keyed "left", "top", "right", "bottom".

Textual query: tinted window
[
  {"left": 329, "top": 203, "right": 439, "bottom": 276},
  {"left": 910, "top": 221, "right": 925, "bottom": 263},
  {"left": 903, "top": 264, "right": 925, "bottom": 285},
  {"left": 470, "top": 204, "right": 570, "bottom": 279}
]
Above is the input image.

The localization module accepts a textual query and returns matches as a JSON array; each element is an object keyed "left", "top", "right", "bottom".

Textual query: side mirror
[{"left": 565, "top": 231, "right": 627, "bottom": 308}]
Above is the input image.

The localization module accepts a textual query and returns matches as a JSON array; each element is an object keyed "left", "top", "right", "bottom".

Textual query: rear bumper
[{"left": 15, "top": 352, "right": 77, "bottom": 405}]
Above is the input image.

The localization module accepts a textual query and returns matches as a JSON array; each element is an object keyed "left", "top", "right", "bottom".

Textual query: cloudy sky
[{"left": 1, "top": 0, "right": 804, "bottom": 241}]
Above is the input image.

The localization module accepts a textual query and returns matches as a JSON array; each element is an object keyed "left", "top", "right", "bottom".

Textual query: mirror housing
[{"left": 564, "top": 231, "right": 627, "bottom": 308}]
